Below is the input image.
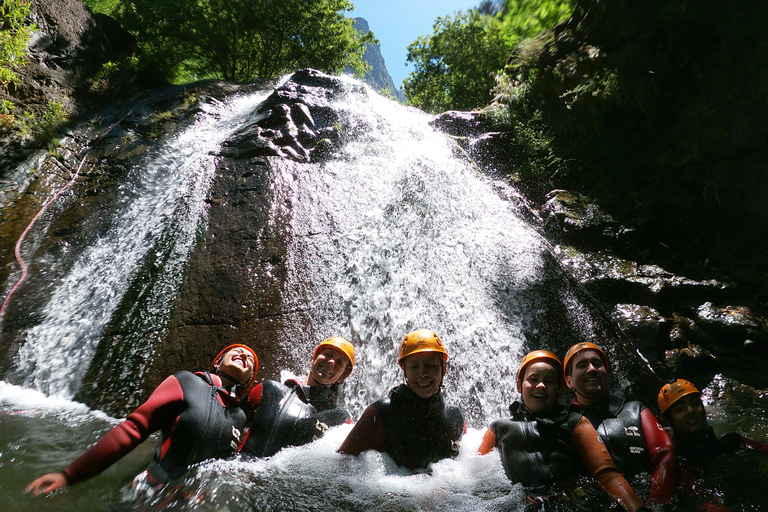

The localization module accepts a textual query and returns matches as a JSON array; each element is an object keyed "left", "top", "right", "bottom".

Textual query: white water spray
[{"left": 12, "top": 91, "right": 271, "bottom": 398}]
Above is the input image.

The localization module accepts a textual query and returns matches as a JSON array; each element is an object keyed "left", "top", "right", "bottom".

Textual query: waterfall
[
  {"left": 0, "top": 72, "right": 654, "bottom": 511},
  {"left": 277, "top": 83, "right": 555, "bottom": 424},
  {"left": 5, "top": 91, "right": 271, "bottom": 398}
]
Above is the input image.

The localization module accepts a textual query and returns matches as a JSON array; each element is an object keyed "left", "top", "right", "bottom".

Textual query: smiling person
[
  {"left": 27, "top": 344, "right": 257, "bottom": 497},
  {"left": 239, "top": 337, "right": 355, "bottom": 457},
  {"left": 563, "top": 342, "right": 675, "bottom": 508},
  {"left": 658, "top": 379, "right": 768, "bottom": 510},
  {"left": 338, "top": 329, "right": 465, "bottom": 471},
  {"left": 478, "top": 350, "right": 649, "bottom": 512}
]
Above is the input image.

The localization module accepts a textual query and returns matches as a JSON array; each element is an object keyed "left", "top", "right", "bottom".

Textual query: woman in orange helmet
[
  {"left": 240, "top": 336, "right": 355, "bottom": 456},
  {"left": 27, "top": 344, "right": 257, "bottom": 497},
  {"left": 338, "top": 329, "right": 465, "bottom": 471},
  {"left": 658, "top": 378, "right": 768, "bottom": 511}
]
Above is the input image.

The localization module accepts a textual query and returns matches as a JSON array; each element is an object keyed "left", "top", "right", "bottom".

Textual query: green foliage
[
  {"left": 81, "top": 0, "right": 121, "bottom": 15},
  {"left": 119, "top": 0, "right": 373, "bottom": 82},
  {"left": 404, "top": 0, "right": 573, "bottom": 113},
  {"left": 0, "top": 0, "right": 35, "bottom": 92}
]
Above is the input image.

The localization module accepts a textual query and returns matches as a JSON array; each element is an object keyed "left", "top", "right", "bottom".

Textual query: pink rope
[
  {"left": 0, "top": 102, "right": 141, "bottom": 322},
  {"left": 0, "top": 148, "right": 91, "bottom": 320}
]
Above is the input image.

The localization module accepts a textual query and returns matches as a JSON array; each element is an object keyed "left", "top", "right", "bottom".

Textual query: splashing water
[
  {"left": 275, "top": 80, "right": 555, "bottom": 425},
  {"left": 10, "top": 91, "right": 271, "bottom": 398}
]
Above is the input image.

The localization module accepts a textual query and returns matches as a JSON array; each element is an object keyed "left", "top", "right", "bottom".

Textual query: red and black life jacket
[
  {"left": 240, "top": 379, "right": 350, "bottom": 457},
  {"left": 147, "top": 371, "right": 247, "bottom": 483}
]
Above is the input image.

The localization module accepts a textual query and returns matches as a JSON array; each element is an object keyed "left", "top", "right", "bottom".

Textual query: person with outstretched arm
[{"left": 27, "top": 344, "right": 257, "bottom": 497}]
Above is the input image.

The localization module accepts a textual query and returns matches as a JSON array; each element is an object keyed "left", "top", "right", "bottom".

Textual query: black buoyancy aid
[
  {"left": 674, "top": 424, "right": 744, "bottom": 465},
  {"left": 241, "top": 380, "right": 350, "bottom": 457},
  {"left": 578, "top": 395, "right": 649, "bottom": 478},
  {"left": 492, "top": 402, "right": 575, "bottom": 488},
  {"left": 147, "top": 371, "right": 247, "bottom": 483},
  {"left": 373, "top": 384, "right": 464, "bottom": 471}
]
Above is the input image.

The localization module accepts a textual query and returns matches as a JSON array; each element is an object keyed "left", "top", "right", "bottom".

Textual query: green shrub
[{"left": 0, "top": 0, "right": 35, "bottom": 92}]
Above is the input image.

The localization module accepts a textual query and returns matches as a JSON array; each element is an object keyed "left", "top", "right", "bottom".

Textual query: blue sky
[{"left": 347, "top": 0, "right": 481, "bottom": 91}]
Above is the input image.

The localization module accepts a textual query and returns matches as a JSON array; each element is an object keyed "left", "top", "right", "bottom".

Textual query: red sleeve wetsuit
[
  {"left": 570, "top": 395, "right": 675, "bottom": 505},
  {"left": 62, "top": 371, "right": 246, "bottom": 485},
  {"left": 674, "top": 425, "right": 768, "bottom": 511}
]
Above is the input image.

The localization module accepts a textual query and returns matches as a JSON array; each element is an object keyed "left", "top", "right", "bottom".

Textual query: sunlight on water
[
  {"left": 280, "top": 79, "right": 551, "bottom": 425},
  {"left": 11, "top": 91, "right": 271, "bottom": 399}
]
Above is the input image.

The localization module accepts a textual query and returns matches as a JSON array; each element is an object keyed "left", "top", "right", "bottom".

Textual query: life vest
[
  {"left": 147, "top": 371, "right": 247, "bottom": 483},
  {"left": 578, "top": 395, "right": 649, "bottom": 478},
  {"left": 492, "top": 402, "right": 575, "bottom": 488},
  {"left": 373, "top": 384, "right": 464, "bottom": 471},
  {"left": 673, "top": 424, "right": 744, "bottom": 464},
  {"left": 240, "top": 380, "right": 350, "bottom": 457}
]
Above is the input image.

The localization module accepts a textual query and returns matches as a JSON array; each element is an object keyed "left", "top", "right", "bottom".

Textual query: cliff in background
[{"left": 349, "top": 17, "right": 405, "bottom": 102}]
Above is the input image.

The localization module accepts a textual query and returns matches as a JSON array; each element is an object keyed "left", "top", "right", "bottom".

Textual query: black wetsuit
[
  {"left": 372, "top": 384, "right": 464, "bottom": 471},
  {"left": 240, "top": 379, "right": 350, "bottom": 456},
  {"left": 490, "top": 401, "right": 577, "bottom": 489}
]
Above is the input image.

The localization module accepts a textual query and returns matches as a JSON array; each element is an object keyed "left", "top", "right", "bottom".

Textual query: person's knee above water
[
  {"left": 563, "top": 342, "right": 676, "bottom": 507},
  {"left": 239, "top": 336, "right": 355, "bottom": 457},
  {"left": 338, "top": 329, "right": 465, "bottom": 471},
  {"left": 26, "top": 344, "right": 258, "bottom": 496},
  {"left": 478, "top": 350, "right": 650, "bottom": 512}
]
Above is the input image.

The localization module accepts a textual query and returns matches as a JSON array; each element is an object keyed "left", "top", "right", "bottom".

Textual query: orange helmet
[
  {"left": 517, "top": 350, "right": 562, "bottom": 392},
  {"left": 398, "top": 329, "right": 448, "bottom": 369},
  {"left": 562, "top": 342, "right": 608, "bottom": 378},
  {"left": 313, "top": 336, "right": 356, "bottom": 380},
  {"left": 212, "top": 344, "right": 258, "bottom": 387},
  {"left": 658, "top": 378, "right": 700, "bottom": 415}
]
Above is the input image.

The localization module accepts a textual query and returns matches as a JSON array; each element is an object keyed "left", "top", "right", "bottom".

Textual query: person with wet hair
[
  {"left": 27, "top": 344, "right": 258, "bottom": 496},
  {"left": 658, "top": 378, "right": 768, "bottom": 510},
  {"left": 338, "top": 329, "right": 465, "bottom": 471},
  {"left": 239, "top": 336, "right": 355, "bottom": 456},
  {"left": 562, "top": 342, "right": 675, "bottom": 508},
  {"left": 479, "top": 350, "right": 651, "bottom": 512}
]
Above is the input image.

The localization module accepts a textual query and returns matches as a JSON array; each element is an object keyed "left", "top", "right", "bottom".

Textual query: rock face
[
  {"left": 349, "top": 17, "right": 405, "bottom": 102},
  {"left": 0, "top": 0, "right": 135, "bottom": 168},
  {"left": 433, "top": 110, "right": 768, "bottom": 390}
]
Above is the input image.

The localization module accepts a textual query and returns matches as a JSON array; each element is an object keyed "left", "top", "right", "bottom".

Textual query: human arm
[
  {"left": 572, "top": 416, "right": 646, "bottom": 512},
  {"left": 338, "top": 405, "right": 386, "bottom": 456},
  {"left": 478, "top": 427, "right": 496, "bottom": 455},
  {"left": 742, "top": 435, "right": 768, "bottom": 456},
  {"left": 27, "top": 374, "right": 186, "bottom": 494},
  {"left": 641, "top": 407, "right": 676, "bottom": 504},
  {"left": 25, "top": 472, "right": 69, "bottom": 495}
]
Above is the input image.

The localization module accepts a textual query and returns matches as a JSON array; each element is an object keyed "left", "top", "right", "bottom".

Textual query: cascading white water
[
  {"left": 9, "top": 91, "right": 271, "bottom": 398},
  {"left": 280, "top": 79, "right": 554, "bottom": 425}
]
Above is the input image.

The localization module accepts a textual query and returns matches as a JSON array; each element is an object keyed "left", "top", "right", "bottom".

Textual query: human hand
[{"left": 26, "top": 472, "right": 68, "bottom": 495}]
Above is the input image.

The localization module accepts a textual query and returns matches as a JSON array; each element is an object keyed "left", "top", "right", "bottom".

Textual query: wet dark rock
[
  {"left": 430, "top": 111, "right": 489, "bottom": 138},
  {"left": 542, "top": 190, "right": 621, "bottom": 244},
  {"left": 611, "top": 304, "right": 671, "bottom": 363}
]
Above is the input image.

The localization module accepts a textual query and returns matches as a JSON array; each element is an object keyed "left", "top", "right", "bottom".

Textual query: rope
[{"left": 0, "top": 103, "right": 140, "bottom": 321}]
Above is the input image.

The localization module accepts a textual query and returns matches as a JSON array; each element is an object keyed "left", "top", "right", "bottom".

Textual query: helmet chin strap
[{"left": 214, "top": 365, "right": 247, "bottom": 387}]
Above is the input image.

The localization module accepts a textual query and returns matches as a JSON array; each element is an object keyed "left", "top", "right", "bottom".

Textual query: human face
[
  {"left": 521, "top": 361, "right": 560, "bottom": 414},
  {"left": 565, "top": 349, "right": 608, "bottom": 405},
  {"left": 308, "top": 347, "right": 350, "bottom": 386},
  {"left": 667, "top": 393, "right": 706, "bottom": 434},
  {"left": 403, "top": 352, "right": 444, "bottom": 399},
  {"left": 219, "top": 346, "right": 256, "bottom": 384}
]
